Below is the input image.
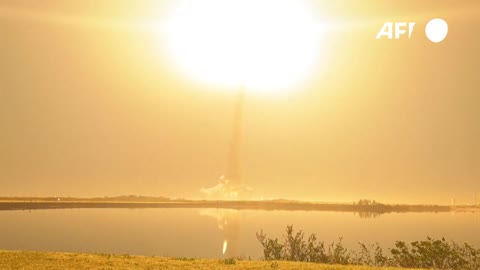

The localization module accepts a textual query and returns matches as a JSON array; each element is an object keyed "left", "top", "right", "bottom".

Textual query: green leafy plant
[
  {"left": 221, "top": 257, "right": 237, "bottom": 265},
  {"left": 257, "top": 225, "right": 480, "bottom": 270}
]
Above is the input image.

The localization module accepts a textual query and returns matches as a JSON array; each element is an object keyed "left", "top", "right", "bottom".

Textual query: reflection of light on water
[
  {"left": 222, "top": 240, "right": 228, "bottom": 255},
  {"left": 199, "top": 209, "right": 240, "bottom": 257},
  {"left": 198, "top": 209, "right": 238, "bottom": 230}
]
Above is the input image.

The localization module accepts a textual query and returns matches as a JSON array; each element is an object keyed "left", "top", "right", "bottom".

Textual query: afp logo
[{"left": 376, "top": 18, "right": 448, "bottom": 43}]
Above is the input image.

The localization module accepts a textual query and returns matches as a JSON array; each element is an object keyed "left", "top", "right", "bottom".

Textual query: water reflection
[
  {"left": 0, "top": 209, "right": 479, "bottom": 258},
  {"left": 354, "top": 211, "right": 382, "bottom": 219},
  {"left": 199, "top": 209, "right": 241, "bottom": 257}
]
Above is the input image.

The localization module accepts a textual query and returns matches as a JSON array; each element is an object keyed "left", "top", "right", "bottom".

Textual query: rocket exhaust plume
[
  {"left": 226, "top": 87, "right": 245, "bottom": 187},
  {"left": 201, "top": 87, "right": 251, "bottom": 199}
]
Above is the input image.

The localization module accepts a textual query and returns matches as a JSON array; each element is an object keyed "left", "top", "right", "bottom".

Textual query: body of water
[{"left": 0, "top": 208, "right": 479, "bottom": 258}]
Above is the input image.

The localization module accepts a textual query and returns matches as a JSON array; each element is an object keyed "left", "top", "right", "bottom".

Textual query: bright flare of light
[
  {"left": 222, "top": 240, "right": 228, "bottom": 255},
  {"left": 165, "top": 0, "right": 321, "bottom": 93}
]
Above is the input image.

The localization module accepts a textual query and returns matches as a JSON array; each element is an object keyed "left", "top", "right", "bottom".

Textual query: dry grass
[{"left": 0, "top": 250, "right": 428, "bottom": 270}]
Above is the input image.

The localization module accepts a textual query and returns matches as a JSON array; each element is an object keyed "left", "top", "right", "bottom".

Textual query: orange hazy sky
[{"left": 1, "top": 1, "right": 479, "bottom": 204}]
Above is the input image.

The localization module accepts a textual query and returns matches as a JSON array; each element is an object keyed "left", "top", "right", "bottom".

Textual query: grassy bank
[{"left": 0, "top": 251, "right": 425, "bottom": 270}]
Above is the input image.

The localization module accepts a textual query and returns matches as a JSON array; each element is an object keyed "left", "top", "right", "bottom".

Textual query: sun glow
[{"left": 165, "top": 0, "right": 321, "bottom": 93}]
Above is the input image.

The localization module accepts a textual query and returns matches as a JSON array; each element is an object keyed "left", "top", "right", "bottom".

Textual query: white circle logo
[{"left": 425, "top": 18, "right": 448, "bottom": 43}]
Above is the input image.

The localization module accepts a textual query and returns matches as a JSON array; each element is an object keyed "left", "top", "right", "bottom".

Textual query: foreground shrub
[
  {"left": 257, "top": 225, "right": 480, "bottom": 270},
  {"left": 220, "top": 257, "right": 236, "bottom": 265}
]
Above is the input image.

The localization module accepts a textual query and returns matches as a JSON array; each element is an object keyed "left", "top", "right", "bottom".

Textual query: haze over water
[
  {"left": 1, "top": 1, "right": 480, "bottom": 266},
  {"left": 1, "top": 209, "right": 479, "bottom": 258}
]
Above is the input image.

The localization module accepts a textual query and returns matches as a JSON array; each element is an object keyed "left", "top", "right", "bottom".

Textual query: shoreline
[{"left": 0, "top": 199, "right": 478, "bottom": 213}]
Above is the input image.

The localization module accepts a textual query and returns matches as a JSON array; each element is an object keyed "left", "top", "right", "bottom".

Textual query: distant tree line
[
  {"left": 356, "top": 199, "right": 382, "bottom": 206},
  {"left": 0, "top": 195, "right": 173, "bottom": 202}
]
